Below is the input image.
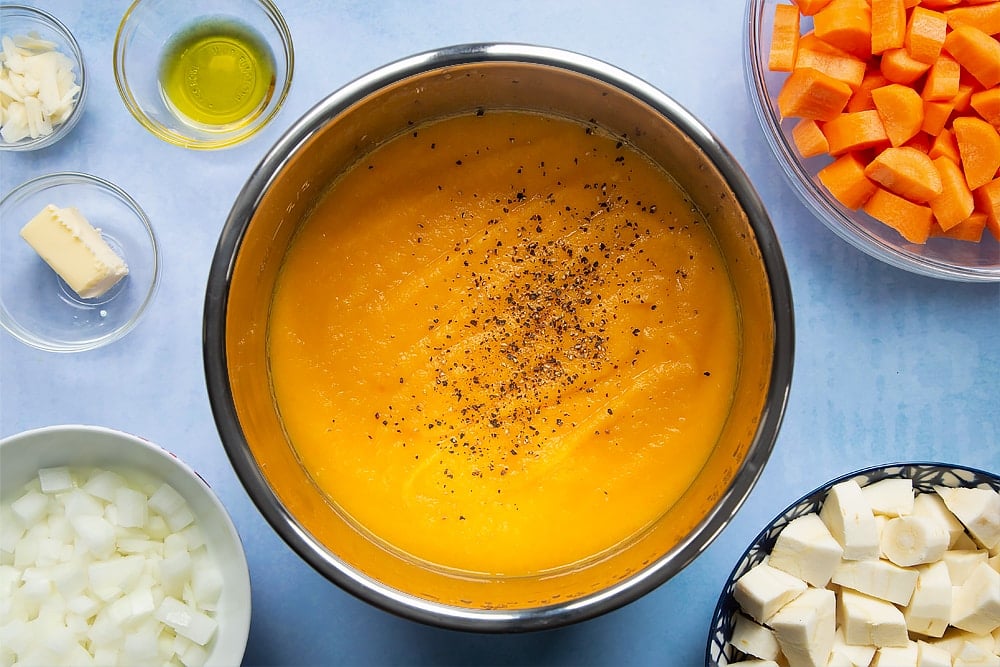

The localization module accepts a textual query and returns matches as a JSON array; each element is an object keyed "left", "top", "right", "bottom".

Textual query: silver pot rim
[{"left": 203, "top": 42, "right": 794, "bottom": 632}]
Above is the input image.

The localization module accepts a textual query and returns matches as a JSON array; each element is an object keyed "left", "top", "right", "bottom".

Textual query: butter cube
[
  {"left": 832, "top": 557, "right": 919, "bottom": 606},
  {"left": 821, "top": 481, "right": 880, "bottom": 561},
  {"left": 951, "top": 562, "right": 1000, "bottom": 635},
  {"left": 734, "top": 559, "right": 808, "bottom": 624},
  {"left": 905, "top": 560, "right": 952, "bottom": 638},
  {"left": 769, "top": 587, "right": 836, "bottom": 667},
  {"left": 838, "top": 588, "right": 909, "bottom": 648},
  {"left": 730, "top": 613, "right": 780, "bottom": 661},
  {"left": 770, "top": 513, "right": 844, "bottom": 588},
  {"left": 19, "top": 204, "right": 128, "bottom": 299}
]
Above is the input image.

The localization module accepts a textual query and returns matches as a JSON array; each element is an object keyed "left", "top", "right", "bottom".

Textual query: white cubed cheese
[
  {"left": 871, "top": 640, "right": 918, "bottom": 666},
  {"left": 734, "top": 559, "right": 808, "bottom": 624},
  {"left": 821, "top": 481, "right": 880, "bottom": 561},
  {"left": 730, "top": 613, "right": 781, "bottom": 661},
  {"left": 769, "top": 587, "right": 837, "bottom": 667},
  {"left": 935, "top": 486, "right": 1000, "bottom": 551},
  {"left": 832, "top": 556, "right": 919, "bottom": 606},
  {"left": 951, "top": 562, "right": 1000, "bottom": 635},
  {"left": 769, "top": 513, "right": 844, "bottom": 588},
  {"left": 904, "top": 560, "right": 952, "bottom": 638},
  {"left": 838, "top": 588, "right": 909, "bottom": 648},
  {"left": 862, "top": 478, "right": 914, "bottom": 518}
]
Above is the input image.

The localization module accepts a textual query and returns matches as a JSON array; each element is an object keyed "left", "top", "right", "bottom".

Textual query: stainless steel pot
[{"left": 204, "top": 43, "right": 794, "bottom": 632}]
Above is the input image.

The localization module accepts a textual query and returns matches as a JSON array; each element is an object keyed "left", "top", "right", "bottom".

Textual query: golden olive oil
[{"left": 158, "top": 18, "right": 276, "bottom": 128}]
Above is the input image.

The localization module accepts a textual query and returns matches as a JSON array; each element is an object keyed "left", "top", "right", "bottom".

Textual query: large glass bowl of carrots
[{"left": 745, "top": 0, "right": 1000, "bottom": 282}]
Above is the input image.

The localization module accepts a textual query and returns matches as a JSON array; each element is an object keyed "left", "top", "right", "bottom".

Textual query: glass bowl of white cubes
[
  {"left": 0, "top": 5, "right": 87, "bottom": 151},
  {"left": 707, "top": 462, "right": 1000, "bottom": 667},
  {"left": 0, "top": 424, "right": 251, "bottom": 666}
]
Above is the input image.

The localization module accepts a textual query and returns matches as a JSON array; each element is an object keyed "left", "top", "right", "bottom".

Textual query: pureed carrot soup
[{"left": 267, "top": 110, "right": 741, "bottom": 577}]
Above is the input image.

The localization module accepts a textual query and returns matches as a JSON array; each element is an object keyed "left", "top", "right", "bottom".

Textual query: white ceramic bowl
[
  {"left": 0, "top": 172, "right": 160, "bottom": 353},
  {"left": 706, "top": 461, "right": 1000, "bottom": 666},
  {"left": 0, "top": 5, "right": 88, "bottom": 151},
  {"left": 745, "top": 0, "right": 1000, "bottom": 282},
  {"left": 0, "top": 425, "right": 251, "bottom": 666}
]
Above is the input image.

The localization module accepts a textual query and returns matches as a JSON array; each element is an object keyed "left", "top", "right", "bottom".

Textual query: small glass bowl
[
  {"left": 745, "top": 0, "right": 1000, "bottom": 282},
  {"left": 0, "top": 5, "right": 88, "bottom": 152},
  {"left": 705, "top": 462, "right": 1000, "bottom": 666},
  {"left": 0, "top": 172, "right": 160, "bottom": 353},
  {"left": 113, "top": 0, "right": 294, "bottom": 150}
]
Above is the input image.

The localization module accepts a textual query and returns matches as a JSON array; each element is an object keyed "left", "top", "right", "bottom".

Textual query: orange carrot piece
[
  {"left": 769, "top": 4, "right": 802, "bottom": 72},
  {"left": 904, "top": 7, "right": 948, "bottom": 64},
  {"left": 943, "top": 25, "right": 1000, "bottom": 88},
  {"left": 929, "top": 127, "right": 962, "bottom": 162},
  {"left": 818, "top": 152, "right": 879, "bottom": 208},
  {"left": 929, "top": 212, "right": 987, "bottom": 242},
  {"left": 971, "top": 88, "right": 1000, "bottom": 128},
  {"left": 871, "top": 83, "right": 925, "bottom": 146},
  {"left": 974, "top": 177, "right": 1000, "bottom": 240},
  {"left": 918, "top": 0, "right": 962, "bottom": 8},
  {"left": 813, "top": 0, "right": 873, "bottom": 58},
  {"left": 921, "top": 100, "right": 955, "bottom": 136},
  {"left": 953, "top": 115, "right": 1000, "bottom": 189},
  {"left": 823, "top": 109, "right": 890, "bottom": 154},
  {"left": 870, "top": 0, "right": 907, "bottom": 54},
  {"left": 792, "top": 118, "right": 831, "bottom": 157},
  {"left": 795, "top": 34, "right": 868, "bottom": 88},
  {"left": 880, "top": 48, "right": 932, "bottom": 84},
  {"left": 929, "top": 156, "right": 976, "bottom": 229},
  {"left": 863, "top": 187, "right": 935, "bottom": 242},
  {"left": 777, "top": 67, "right": 855, "bottom": 121},
  {"left": 944, "top": 3, "right": 1000, "bottom": 37},
  {"left": 864, "top": 146, "right": 944, "bottom": 201},
  {"left": 951, "top": 83, "right": 977, "bottom": 113},
  {"left": 793, "top": 0, "right": 835, "bottom": 16},
  {"left": 905, "top": 132, "right": 933, "bottom": 154},
  {"left": 921, "top": 54, "right": 961, "bottom": 102},
  {"left": 847, "top": 70, "right": 891, "bottom": 112}
]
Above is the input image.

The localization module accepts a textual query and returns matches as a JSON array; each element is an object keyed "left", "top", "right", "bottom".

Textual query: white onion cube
[{"left": 37, "top": 467, "right": 73, "bottom": 494}]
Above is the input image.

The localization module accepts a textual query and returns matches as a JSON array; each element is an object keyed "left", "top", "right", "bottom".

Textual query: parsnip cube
[
  {"left": 913, "top": 493, "right": 967, "bottom": 547},
  {"left": 862, "top": 478, "right": 914, "bottom": 518},
  {"left": 734, "top": 559, "right": 808, "bottom": 624},
  {"left": 943, "top": 550, "right": 990, "bottom": 586},
  {"left": 769, "top": 513, "right": 844, "bottom": 587},
  {"left": 838, "top": 588, "right": 909, "bottom": 648},
  {"left": 935, "top": 486, "right": 1000, "bottom": 551},
  {"left": 871, "top": 640, "right": 918, "bottom": 666},
  {"left": 730, "top": 613, "right": 781, "bottom": 661},
  {"left": 769, "top": 587, "right": 837, "bottom": 667},
  {"left": 916, "top": 639, "right": 953, "bottom": 667},
  {"left": 904, "top": 560, "right": 952, "bottom": 638},
  {"left": 832, "top": 557, "right": 918, "bottom": 606},
  {"left": 951, "top": 562, "right": 1000, "bottom": 634},
  {"left": 821, "top": 481, "right": 880, "bottom": 560}
]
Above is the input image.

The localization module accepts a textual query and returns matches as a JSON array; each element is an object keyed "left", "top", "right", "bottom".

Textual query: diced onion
[{"left": 0, "top": 466, "right": 225, "bottom": 666}]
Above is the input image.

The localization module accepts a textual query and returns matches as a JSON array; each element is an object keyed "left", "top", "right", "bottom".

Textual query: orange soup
[{"left": 268, "top": 110, "right": 741, "bottom": 576}]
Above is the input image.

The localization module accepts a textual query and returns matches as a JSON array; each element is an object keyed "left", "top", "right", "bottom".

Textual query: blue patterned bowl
[{"left": 706, "top": 462, "right": 1000, "bottom": 666}]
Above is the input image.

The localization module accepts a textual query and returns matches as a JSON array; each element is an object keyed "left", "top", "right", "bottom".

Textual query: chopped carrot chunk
[
  {"left": 770, "top": 4, "right": 802, "bottom": 72},
  {"left": 863, "top": 187, "right": 935, "bottom": 243}
]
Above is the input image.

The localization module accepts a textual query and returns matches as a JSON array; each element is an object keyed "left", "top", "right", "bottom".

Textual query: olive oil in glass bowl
[
  {"left": 114, "top": 0, "right": 293, "bottom": 150},
  {"left": 158, "top": 17, "right": 276, "bottom": 129}
]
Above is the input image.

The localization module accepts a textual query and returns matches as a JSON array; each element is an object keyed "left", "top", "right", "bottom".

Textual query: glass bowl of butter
[{"left": 0, "top": 172, "right": 160, "bottom": 352}]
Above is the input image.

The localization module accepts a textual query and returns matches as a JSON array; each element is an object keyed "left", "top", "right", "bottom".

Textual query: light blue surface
[{"left": 2, "top": 2, "right": 997, "bottom": 665}]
